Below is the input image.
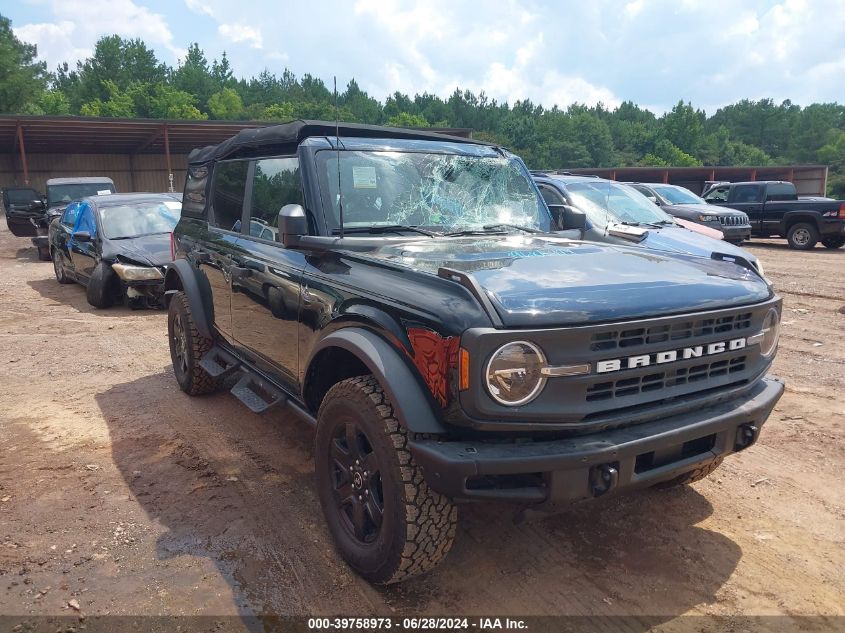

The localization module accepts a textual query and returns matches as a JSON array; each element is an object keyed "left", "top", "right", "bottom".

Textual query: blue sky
[{"left": 10, "top": 0, "right": 845, "bottom": 114}]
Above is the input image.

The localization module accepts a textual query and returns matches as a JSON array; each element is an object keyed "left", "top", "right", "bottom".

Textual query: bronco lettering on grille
[{"left": 595, "top": 337, "right": 747, "bottom": 374}]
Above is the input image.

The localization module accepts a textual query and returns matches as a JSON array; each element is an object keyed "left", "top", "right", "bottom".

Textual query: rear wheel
[
  {"left": 786, "top": 223, "right": 819, "bottom": 250},
  {"left": 167, "top": 291, "right": 221, "bottom": 395},
  {"left": 86, "top": 262, "right": 118, "bottom": 308},
  {"left": 821, "top": 236, "right": 844, "bottom": 249},
  {"left": 315, "top": 375, "right": 457, "bottom": 584},
  {"left": 654, "top": 457, "right": 724, "bottom": 489},
  {"left": 52, "top": 249, "right": 72, "bottom": 284}
]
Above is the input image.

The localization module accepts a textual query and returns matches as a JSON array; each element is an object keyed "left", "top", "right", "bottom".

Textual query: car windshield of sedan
[
  {"left": 99, "top": 200, "right": 182, "bottom": 239},
  {"left": 652, "top": 185, "right": 706, "bottom": 205},
  {"left": 48, "top": 183, "right": 115, "bottom": 206},
  {"left": 317, "top": 150, "right": 551, "bottom": 234},
  {"left": 565, "top": 182, "right": 675, "bottom": 227}
]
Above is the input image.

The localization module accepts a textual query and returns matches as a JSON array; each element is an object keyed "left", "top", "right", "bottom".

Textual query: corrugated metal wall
[{"left": 0, "top": 152, "right": 187, "bottom": 194}]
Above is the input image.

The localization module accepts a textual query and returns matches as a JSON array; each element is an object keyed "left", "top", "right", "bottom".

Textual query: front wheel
[
  {"left": 821, "top": 236, "right": 844, "bottom": 249},
  {"left": 86, "top": 262, "right": 118, "bottom": 308},
  {"left": 315, "top": 375, "right": 457, "bottom": 584},
  {"left": 167, "top": 291, "right": 221, "bottom": 395},
  {"left": 786, "top": 223, "right": 819, "bottom": 250}
]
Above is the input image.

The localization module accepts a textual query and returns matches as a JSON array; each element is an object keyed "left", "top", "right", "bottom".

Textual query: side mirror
[
  {"left": 278, "top": 204, "right": 308, "bottom": 248},
  {"left": 32, "top": 200, "right": 46, "bottom": 210},
  {"left": 72, "top": 231, "right": 91, "bottom": 242},
  {"left": 647, "top": 195, "right": 659, "bottom": 205},
  {"left": 549, "top": 204, "right": 587, "bottom": 231}
]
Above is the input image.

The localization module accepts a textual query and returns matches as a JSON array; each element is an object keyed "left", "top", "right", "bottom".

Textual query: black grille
[
  {"left": 718, "top": 215, "right": 749, "bottom": 227},
  {"left": 590, "top": 312, "right": 752, "bottom": 352},
  {"left": 586, "top": 356, "right": 747, "bottom": 402}
]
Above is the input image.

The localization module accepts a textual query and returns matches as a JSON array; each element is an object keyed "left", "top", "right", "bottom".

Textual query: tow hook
[
  {"left": 735, "top": 423, "right": 759, "bottom": 450},
  {"left": 590, "top": 463, "right": 619, "bottom": 497}
]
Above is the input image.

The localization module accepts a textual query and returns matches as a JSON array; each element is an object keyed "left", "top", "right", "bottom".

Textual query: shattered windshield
[
  {"left": 99, "top": 200, "right": 182, "bottom": 240},
  {"left": 565, "top": 181, "right": 674, "bottom": 227},
  {"left": 48, "top": 183, "right": 115, "bottom": 207},
  {"left": 316, "top": 150, "right": 550, "bottom": 234}
]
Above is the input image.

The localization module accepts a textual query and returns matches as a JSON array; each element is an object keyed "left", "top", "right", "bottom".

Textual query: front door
[
  {"left": 726, "top": 184, "right": 764, "bottom": 234},
  {"left": 231, "top": 156, "right": 306, "bottom": 394},
  {"left": 68, "top": 202, "right": 99, "bottom": 280}
]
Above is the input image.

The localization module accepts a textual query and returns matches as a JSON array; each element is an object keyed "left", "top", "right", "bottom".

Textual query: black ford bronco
[{"left": 165, "top": 121, "right": 784, "bottom": 583}]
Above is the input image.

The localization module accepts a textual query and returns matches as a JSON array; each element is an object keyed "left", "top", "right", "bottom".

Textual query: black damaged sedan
[{"left": 49, "top": 193, "right": 181, "bottom": 309}]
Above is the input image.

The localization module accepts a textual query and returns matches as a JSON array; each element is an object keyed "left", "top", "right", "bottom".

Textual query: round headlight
[
  {"left": 759, "top": 308, "right": 780, "bottom": 357},
  {"left": 485, "top": 341, "right": 546, "bottom": 406}
]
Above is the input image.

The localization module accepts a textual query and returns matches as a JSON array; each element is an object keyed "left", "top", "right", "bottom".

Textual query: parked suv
[
  {"left": 166, "top": 121, "right": 784, "bottom": 584},
  {"left": 627, "top": 182, "right": 751, "bottom": 244}
]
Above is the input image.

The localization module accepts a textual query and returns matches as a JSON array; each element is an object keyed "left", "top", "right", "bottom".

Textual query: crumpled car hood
[
  {"left": 363, "top": 235, "right": 771, "bottom": 327},
  {"left": 103, "top": 234, "right": 172, "bottom": 267}
]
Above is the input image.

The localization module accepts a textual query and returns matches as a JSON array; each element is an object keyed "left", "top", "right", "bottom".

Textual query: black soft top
[{"left": 187, "top": 119, "right": 485, "bottom": 164}]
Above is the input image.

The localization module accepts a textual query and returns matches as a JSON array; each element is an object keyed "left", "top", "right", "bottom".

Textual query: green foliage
[
  {"left": 208, "top": 87, "right": 243, "bottom": 119},
  {"left": 0, "top": 13, "right": 48, "bottom": 113},
  {"left": 1, "top": 11, "right": 844, "bottom": 187}
]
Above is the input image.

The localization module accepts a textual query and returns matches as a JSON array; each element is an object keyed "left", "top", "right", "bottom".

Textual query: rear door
[
  {"left": 231, "top": 156, "right": 306, "bottom": 394},
  {"left": 204, "top": 159, "right": 250, "bottom": 342}
]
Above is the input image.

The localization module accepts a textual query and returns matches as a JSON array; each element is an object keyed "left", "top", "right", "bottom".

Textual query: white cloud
[
  {"left": 185, "top": 0, "right": 216, "bottom": 18},
  {"left": 218, "top": 23, "right": 263, "bottom": 49},
  {"left": 15, "top": 0, "right": 184, "bottom": 68}
]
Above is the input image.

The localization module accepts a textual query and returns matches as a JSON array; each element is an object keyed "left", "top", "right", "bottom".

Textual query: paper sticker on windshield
[
  {"left": 352, "top": 166, "right": 377, "bottom": 189},
  {"left": 97, "top": 190, "right": 112, "bottom": 195},
  {"left": 164, "top": 201, "right": 181, "bottom": 210}
]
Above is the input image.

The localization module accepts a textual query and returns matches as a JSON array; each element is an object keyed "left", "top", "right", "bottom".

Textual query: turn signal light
[{"left": 459, "top": 348, "right": 470, "bottom": 391}]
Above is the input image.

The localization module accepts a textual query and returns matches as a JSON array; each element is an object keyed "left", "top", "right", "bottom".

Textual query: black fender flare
[
  {"left": 307, "top": 328, "right": 448, "bottom": 435},
  {"left": 781, "top": 210, "right": 823, "bottom": 232},
  {"left": 164, "top": 259, "right": 214, "bottom": 340}
]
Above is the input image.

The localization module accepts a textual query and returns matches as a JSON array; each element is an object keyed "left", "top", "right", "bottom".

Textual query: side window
[
  {"left": 704, "top": 186, "right": 729, "bottom": 203},
  {"left": 765, "top": 183, "right": 796, "bottom": 202},
  {"left": 183, "top": 164, "right": 209, "bottom": 217},
  {"left": 246, "top": 157, "right": 304, "bottom": 242},
  {"left": 211, "top": 160, "right": 249, "bottom": 232},
  {"left": 61, "top": 202, "right": 81, "bottom": 227},
  {"left": 73, "top": 203, "right": 97, "bottom": 238},
  {"left": 538, "top": 184, "right": 564, "bottom": 206},
  {"left": 731, "top": 185, "right": 763, "bottom": 204}
]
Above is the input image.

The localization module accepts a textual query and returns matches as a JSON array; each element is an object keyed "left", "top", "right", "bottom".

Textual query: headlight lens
[
  {"left": 699, "top": 214, "right": 718, "bottom": 222},
  {"left": 759, "top": 308, "right": 780, "bottom": 357},
  {"left": 111, "top": 263, "right": 164, "bottom": 281},
  {"left": 485, "top": 341, "right": 546, "bottom": 406}
]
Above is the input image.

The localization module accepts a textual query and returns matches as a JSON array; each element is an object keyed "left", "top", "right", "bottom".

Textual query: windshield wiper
[
  {"left": 332, "top": 225, "right": 439, "bottom": 237},
  {"left": 618, "top": 221, "right": 662, "bottom": 229},
  {"left": 444, "top": 223, "right": 540, "bottom": 237}
]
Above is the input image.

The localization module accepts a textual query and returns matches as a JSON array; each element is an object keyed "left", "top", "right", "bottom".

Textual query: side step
[
  {"left": 230, "top": 373, "right": 286, "bottom": 414},
  {"left": 199, "top": 346, "right": 241, "bottom": 379}
]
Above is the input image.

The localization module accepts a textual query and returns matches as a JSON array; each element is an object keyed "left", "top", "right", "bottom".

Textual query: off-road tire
[
  {"left": 654, "top": 457, "right": 724, "bottom": 489},
  {"left": 37, "top": 245, "right": 50, "bottom": 261},
  {"left": 52, "top": 249, "right": 72, "bottom": 284},
  {"left": 315, "top": 375, "right": 457, "bottom": 584},
  {"left": 786, "top": 222, "right": 819, "bottom": 250},
  {"left": 86, "top": 261, "right": 118, "bottom": 308},
  {"left": 167, "top": 291, "right": 221, "bottom": 396},
  {"left": 821, "top": 236, "right": 844, "bottom": 249}
]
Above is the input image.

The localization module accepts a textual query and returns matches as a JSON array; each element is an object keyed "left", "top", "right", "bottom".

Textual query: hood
[
  {"left": 363, "top": 235, "right": 771, "bottom": 327},
  {"left": 103, "top": 233, "right": 172, "bottom": 267},
  {"left": 640, "top": 225, "right": 758, "bottom": 264},
  {"left": 666, "top": 203, "right": 747, "bottom": 218}
]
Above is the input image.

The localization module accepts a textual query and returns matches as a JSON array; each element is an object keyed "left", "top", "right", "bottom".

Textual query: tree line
[{"left": 2, "top": 13, "right": 843, "bottom": 195}]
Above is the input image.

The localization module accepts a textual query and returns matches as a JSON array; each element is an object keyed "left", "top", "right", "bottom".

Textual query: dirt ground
[{"left": 0, "top": 220, "right": 843, "bottom": 630}]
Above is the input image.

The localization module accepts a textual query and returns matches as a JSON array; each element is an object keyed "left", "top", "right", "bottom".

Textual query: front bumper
[
  {"left": 720, "top": 224, "right": 752, "bottom": 242},
  {"left": 412, "top": 376, "right": 784, "bottom": 505}
]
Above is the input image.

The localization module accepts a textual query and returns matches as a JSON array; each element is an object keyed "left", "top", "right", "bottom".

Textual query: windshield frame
[
  {"left": 651, "top": 184, "right": 707, "bottom": 206},
  {"left": 97, "top": 199, "right": 182, "bottom": 240},
  {"left": 313, "top": 147, "right": 552, "bottom": 236}
]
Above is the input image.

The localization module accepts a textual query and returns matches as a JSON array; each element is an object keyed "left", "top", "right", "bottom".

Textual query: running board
[
  {"left": 199, "top": 346, "right": 241, "bottom": 379},
  {"left": 230, "top": 373, "right": 286, "bottom": 414}
]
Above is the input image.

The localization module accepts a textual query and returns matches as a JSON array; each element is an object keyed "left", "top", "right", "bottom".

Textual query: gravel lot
[{"left": 0, "top": 221, "right": 843, "bottom": 630}]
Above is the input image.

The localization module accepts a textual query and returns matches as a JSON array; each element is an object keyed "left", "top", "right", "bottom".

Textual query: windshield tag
[
  {"left": 352, "top": 166, "right": 377, "bottom": 189},
  {"left": 97, "top": 190, "right": 112, "bottom": 195}
]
